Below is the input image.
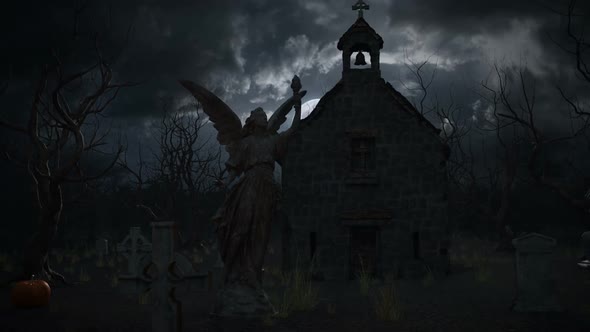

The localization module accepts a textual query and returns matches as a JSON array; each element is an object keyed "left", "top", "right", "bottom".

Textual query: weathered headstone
[
  {"left": 95, "top": 238, "right": 109, "bottom": 258},
  {"left": 512, "top": 233, "right": 562, "bottom": 312},
  {"left": 118, "top": 222, "right": 209, "bottom": 332},
  {"left": 116, "top": 227, "right": 152, "bottom": 277},
  {"left": 134, "top": 253, "right": 208, "bottom": 293},
  {"left": 147, "top": 222, "right": 182, "bottom": 332}
]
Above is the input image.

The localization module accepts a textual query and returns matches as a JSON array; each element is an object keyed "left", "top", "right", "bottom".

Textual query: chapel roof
[
  {"left": 300, "top": 80, "right": 443, "bottom": 139},
  {"left": 337, "top": 17, "right": 384, "bottom": 50}
]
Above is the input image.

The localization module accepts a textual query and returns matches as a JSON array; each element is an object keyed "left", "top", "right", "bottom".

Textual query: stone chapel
[{"left": 280, "top": 2, "right": 450, "bottom": 280}]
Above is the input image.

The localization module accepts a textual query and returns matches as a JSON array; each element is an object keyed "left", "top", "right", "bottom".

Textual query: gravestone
[
  {"left": 141, "top": 222, "right": 209, "bottom": 332},
  {"left": 135, "top": 251, "right": 210, "bottom": 291},
  {"left": 95, "top": 238, "right": 109, "bottom": 258},
  {"left": 116, "top": 227, "right": 221, "bottom": 295},
  {"left": 512, "top": 233, "right": 562, "bottom": 312},
  {"left": 115, "top": 222, "right": 210, "bottom": 332},
  {"left": 116, "top": 227, "right": 152, "bottom": 277}
]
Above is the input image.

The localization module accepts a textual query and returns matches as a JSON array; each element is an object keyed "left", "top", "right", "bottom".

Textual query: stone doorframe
[{"left": 340, "top": 209, "right": 392, "bottom": 280}]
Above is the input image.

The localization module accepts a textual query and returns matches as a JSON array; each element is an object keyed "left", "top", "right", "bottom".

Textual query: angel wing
[
  {"left": 267, "top": 90, "right": 307, "bottom": 133},
  {"left": 178, "top": 80, "right": 242, "bottom": 146}
]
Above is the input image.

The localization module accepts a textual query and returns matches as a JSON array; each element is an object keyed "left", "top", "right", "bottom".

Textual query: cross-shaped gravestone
[
  {"left": 352, "top": 0, "right": 370, "bottom": 18},
  {"left": 117, "top": 227, "right": 152, "bottom": 277},
  {"left": 135, "top": 222, "right": 209, "bottom": 332}
]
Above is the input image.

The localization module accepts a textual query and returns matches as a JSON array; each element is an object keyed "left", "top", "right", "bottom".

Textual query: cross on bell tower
[
  {"left": 352, "top": 0, "right": 370, "bottom": 18},
  {"left": 338, "top": 0, "right": 383, "bottom": 79}
]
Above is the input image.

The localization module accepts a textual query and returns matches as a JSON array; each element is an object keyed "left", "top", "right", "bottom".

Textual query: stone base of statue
[{"left": 211, "top": 283, "right": 276, "bottom": 318}]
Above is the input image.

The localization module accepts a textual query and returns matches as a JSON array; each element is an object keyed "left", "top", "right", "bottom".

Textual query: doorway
[{"left": 349, "top": 226, "right": 378, "bottom": 279}]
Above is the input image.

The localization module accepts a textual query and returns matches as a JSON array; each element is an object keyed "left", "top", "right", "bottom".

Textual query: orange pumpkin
[{"left": 11, "top": 279, "right": 51, "bottom": 308}]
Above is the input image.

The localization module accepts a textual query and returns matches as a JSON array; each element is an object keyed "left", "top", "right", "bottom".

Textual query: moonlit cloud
[
  {"left": 302, "top": 1, "right": 339, "bottom": 26},
  {"left": 251, "top": 35, "right": 341, "bottom": 103},
  {"left": 3, "top": 0, "right": 589, "bottom": 161},
  {"left": 207, "top": 71, "right": 252, "bottom": 100},
  {"left": 471, "top": 99, "right": 497, "bottom": 128},
  {"left": 230, "top": 14, "right": 249, "bottom": 72}
]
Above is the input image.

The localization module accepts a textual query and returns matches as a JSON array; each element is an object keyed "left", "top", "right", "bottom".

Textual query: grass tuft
[
  {"left": 374, "top": 280, "right": 403, "bottom": 321},
  {"left": 357, "top": 255, "right": 373, "bottom": 296},
  {"left": 272, "top": 256, "right": 319, "bottom": 318}
]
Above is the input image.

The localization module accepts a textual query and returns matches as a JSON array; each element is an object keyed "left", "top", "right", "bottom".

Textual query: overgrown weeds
[
  {"left": 272, "top": 255, "right": 319, "bottom": 318},
  {"left": 374, "top": 279, "right": 403, "bottom": 321},
  {"left": 357, "top": 255, "right": 373, "bottom": 296}
]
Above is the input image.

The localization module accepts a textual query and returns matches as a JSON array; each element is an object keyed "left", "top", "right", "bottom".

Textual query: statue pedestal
[{"left": 212, "top": 283, "right": 276, "bottom": 318}]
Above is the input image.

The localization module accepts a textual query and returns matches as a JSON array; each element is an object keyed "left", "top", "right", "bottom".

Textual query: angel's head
[{"left": 243, "top": 107, "right": 268, "bottom": 135}]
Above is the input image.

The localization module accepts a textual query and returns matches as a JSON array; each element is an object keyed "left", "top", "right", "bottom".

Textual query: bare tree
[
  {"left": 129, "top": 99, "right": 224, "bottom": 248},
  {"left": 561, "top": 0, "right": 590, "bottom": 88},
  {"left": 480, "top": 63, "right": 590, "bottom": 216},
  {"left": 401, "top": 56, "right": 438, "bottom": 117},
  {"left": 0, "top": 43, "right": 131, "bottom": 283},
  {"left": 400, "top": 57, "right": 495, "bottom": 233},
  {"left": 117, "top": 140, "right": 148, "bottom": 206}
]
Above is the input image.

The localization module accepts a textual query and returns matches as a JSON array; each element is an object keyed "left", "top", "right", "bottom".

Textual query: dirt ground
[{"left": 1, "top": 244, "right": 589, "bottom": 332}]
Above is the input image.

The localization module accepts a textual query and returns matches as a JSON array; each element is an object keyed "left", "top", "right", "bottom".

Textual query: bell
[{"left": 354, "top": 52, "right": 367, "bottom": 65}]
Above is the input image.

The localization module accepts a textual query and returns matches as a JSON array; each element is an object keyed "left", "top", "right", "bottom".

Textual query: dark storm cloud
[
  {"left": 389, "top": 0, "right": 553, "bottom": 33},
  {"left": 2, "top": 0, "right": 589, "bottom": 159}
]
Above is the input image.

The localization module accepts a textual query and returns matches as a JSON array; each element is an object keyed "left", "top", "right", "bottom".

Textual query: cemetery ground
[{"left": 1, "top": 233, "right": 589, "bottom": 332}]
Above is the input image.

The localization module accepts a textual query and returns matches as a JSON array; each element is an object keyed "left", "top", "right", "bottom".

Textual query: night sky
[{"left": 0, "top": 0, "right": 589, "bottom": 168}]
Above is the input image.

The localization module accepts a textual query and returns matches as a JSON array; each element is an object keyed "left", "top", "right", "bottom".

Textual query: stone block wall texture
[{"left": 281, "top": 72, "right": 449, "bottom": 280}]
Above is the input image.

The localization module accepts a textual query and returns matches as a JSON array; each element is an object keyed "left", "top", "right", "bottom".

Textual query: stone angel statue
[{"left": 179, "top": 76, "right": 306, "bottom": 315}]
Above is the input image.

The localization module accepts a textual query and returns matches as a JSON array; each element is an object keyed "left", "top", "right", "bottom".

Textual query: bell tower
[{"left": 337, "top": 0, "right": 384, "bottom": 79}]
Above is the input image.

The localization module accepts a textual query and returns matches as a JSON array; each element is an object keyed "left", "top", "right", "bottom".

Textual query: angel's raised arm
[{"left": 267, "top": 75, "right": 306, "bottom": 137}]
